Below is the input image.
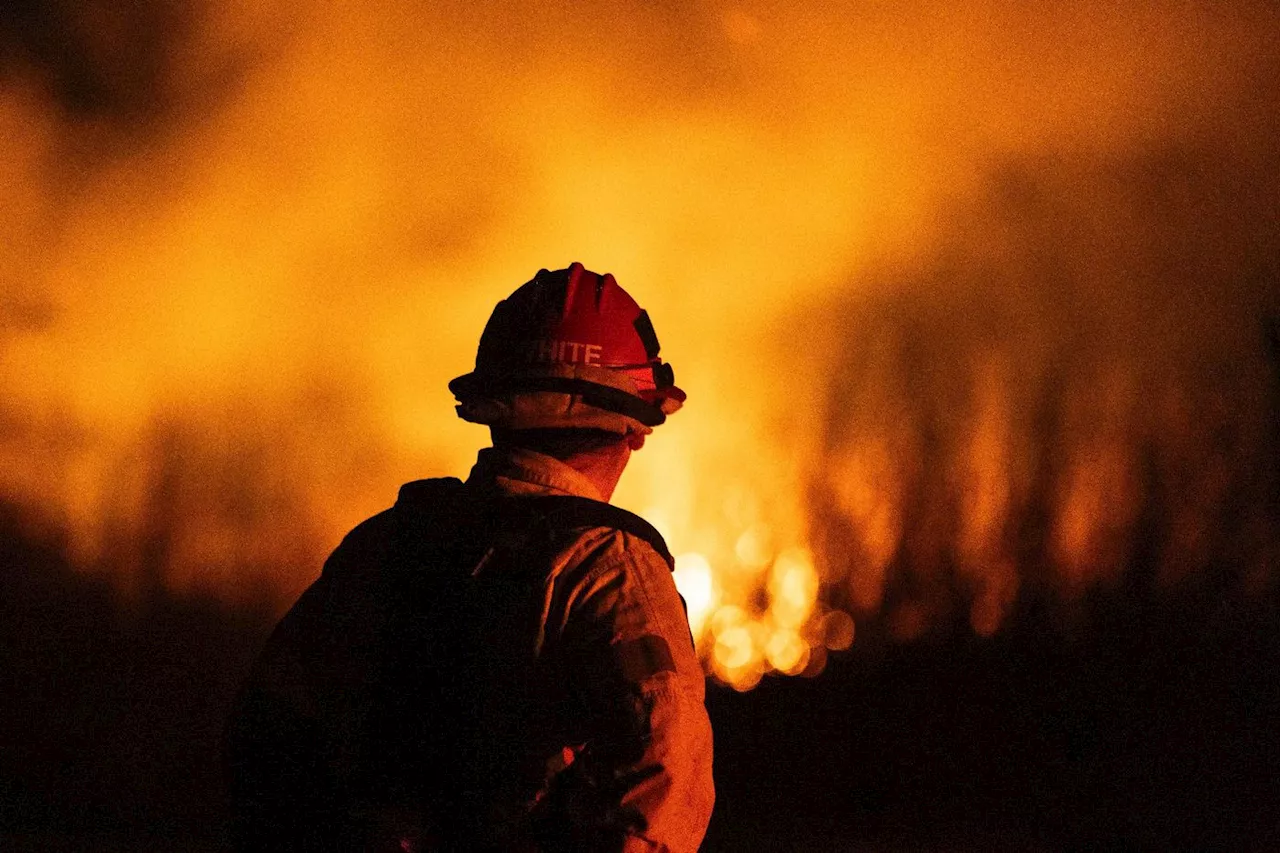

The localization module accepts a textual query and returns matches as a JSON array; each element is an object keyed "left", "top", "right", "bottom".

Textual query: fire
[
  {"left": 672, "top": 541, "right": 839, "bottom": 687},
  {"left": 2, "top": 1, "right": 1279, "bottom": 690},
  {"left": 672, "top": 552, "right": 716, "bottom": 638}
]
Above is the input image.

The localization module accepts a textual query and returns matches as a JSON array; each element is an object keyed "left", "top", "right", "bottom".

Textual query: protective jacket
[{"left": 228, "top": 447, "right": 714, "bottom": 852}]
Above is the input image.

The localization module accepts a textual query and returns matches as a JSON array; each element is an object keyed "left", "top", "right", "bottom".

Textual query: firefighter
[{"left": 228, "top": 263, "right": 715, "bottom": 852}]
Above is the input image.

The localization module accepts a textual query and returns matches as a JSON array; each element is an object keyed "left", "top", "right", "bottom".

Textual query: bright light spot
[
  {"left": 710, "top": 604, "right": 748, "bottom": 635},
  {"left": 713, "top": 625, "right": 755, "bottom": 670},
  {"left": 768, "top": 547, "right": 818, "bottom": 628},
  {"left": 673, "top": 552, "right": 715, "bottom": 639},
  {"left": 734, "top": 523, "right": 773, "bottom": 569},
  {"left": 765, "top": 628, "right": 809, "bottom": 674}
]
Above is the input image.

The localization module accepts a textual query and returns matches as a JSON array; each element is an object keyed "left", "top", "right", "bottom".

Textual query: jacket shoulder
[
  {"left": 322, "top": 477, "right": 467, "bottom": 577},
  {"left": 502, "top": 495, "right": 674, "bottom": 571},
  {"left": 395, "top": 476, "right": 465, "bottom": 507}
]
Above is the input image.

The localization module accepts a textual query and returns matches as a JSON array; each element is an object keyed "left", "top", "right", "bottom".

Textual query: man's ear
[{"left": 625, "top": 432, "right": 646, "bottom": 451}]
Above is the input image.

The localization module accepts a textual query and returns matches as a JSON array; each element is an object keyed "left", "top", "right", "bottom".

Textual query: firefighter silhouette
[{"left": 228, "top": 264, "right": 714, "bottom": 852}]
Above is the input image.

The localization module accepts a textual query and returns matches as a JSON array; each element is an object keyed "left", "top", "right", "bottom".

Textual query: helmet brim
[{"left": 450, "top": 366, "right": 675, "bottom": 430}]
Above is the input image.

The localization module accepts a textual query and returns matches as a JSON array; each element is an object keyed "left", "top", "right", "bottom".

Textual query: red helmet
[{"left": 449, "top": 263, "right": 685, "bottom": 435}]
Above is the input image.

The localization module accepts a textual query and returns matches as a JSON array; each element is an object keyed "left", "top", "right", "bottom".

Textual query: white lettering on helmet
[{"left": 531, "top": 339, "right": 603, "bottom": 365}]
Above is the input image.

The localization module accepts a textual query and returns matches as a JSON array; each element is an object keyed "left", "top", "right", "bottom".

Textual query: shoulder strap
[
  {"left": 500, "top": 496, "right": 674, "bottom": 570},
  {"left": 392, "top": 480, "right": 674, "bottom": 571},
  {"left": 396, "top": 477, "right": 467, "bottom": 507},
  {"left": 391, "top": 477, "right": 485, "bottom": 572}
]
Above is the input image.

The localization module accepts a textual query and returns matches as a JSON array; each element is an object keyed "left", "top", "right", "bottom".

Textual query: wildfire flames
[{"left": 2, "top": 1, "right": 1277, "bottom": 689}]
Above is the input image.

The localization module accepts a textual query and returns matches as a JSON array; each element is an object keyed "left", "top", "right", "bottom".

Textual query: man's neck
[{"left": 560, "top": 443, "right": 631, "bottom": 502}]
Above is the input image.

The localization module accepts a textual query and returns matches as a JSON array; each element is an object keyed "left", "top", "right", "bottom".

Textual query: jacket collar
[{"left": 465, "top": 446, "right": 606, "bottom": 502}]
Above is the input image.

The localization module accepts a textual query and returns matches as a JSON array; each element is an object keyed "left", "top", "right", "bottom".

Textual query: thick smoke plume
[{"left": 2, "top": 1, "right": 1277, "bottom": 680}]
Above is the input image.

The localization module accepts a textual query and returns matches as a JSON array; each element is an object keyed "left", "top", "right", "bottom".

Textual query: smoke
[
  {"left": 2, "top": 1, "right": 1278, "bottom": 671},
  {"left": 809, "top": 138, "right": 1279, "bottom": 640}
]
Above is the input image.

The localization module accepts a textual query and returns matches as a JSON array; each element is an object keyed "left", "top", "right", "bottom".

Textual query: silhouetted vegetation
[
  {"left": 0, "top": 500, "right": 275, "bottom": 850},
  {"left": 4, "top": 488, "right": 1279, "bottom": 850}
]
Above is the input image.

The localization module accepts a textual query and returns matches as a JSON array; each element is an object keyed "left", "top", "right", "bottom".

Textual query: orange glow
[
  {"left": 764, "top": 629, "right": 809, "bottom": 675},
  {"left": 2, "top": 1, "right": 1278, "bottom": 690},
  {"left": 672, "top": 552, "right": 716, "bottom": 639},
  {"left": 768, "top": 548, "right": 818, "bottom": 629},
  {"left": 821, "top": 611, "right": 856, "bottom": 652}
]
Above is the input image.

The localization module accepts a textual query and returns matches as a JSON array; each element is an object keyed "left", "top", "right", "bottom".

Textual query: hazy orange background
[{"left": 3, "top": 0, "right": 1277, "bottom": 687}]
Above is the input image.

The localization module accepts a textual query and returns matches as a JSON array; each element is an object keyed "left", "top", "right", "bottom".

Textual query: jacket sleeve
[
  {"left": 556, "top": 534, "right": 716, "bottom": 853},
  {"left": 226, "top": 512, "right": 396, "bottom": 851}
]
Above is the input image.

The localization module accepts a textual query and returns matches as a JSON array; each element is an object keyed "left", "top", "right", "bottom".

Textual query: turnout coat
[{"left": 228, "top": 447, "right": 714, "bottom": 852}]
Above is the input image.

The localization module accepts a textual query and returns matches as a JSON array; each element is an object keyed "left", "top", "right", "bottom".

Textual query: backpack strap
[
  {"left": 394, "top": 480, "right": 674, "bottom": 571},
  {"left": 500, "top": 496, "right": 674, "bottom": 571}
]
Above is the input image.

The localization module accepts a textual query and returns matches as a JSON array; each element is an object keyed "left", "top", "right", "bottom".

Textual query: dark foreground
[{"left": 3, "top": 507, "right": 1278, "bottom": 852}]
